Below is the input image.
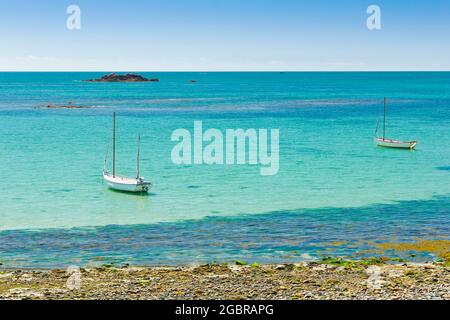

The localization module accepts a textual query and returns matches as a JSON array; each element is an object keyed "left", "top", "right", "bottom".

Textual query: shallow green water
[{"left": 0, "top": 72, "right": 449, "bottom": 267}]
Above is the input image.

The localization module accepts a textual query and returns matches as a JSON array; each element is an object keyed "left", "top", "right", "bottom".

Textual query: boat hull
[
  {"left": 374, "top": 137, "right": 417, "bottom": 149},
  {"left": 103, "top": 172, "right": 151, "bottom": 193}
]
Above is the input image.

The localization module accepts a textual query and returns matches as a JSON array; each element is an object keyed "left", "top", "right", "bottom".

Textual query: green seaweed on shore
[
  {"left": 235, "top": 260, "right": 248, "bottom": 266},
  {"left": 436, "top": 252, "right": 450, "bottom": 267},
  {"left": 317, "top": 257, "right": 362, "bottom": 268},
  {"left": 389, "top": 257, "right": 406, "bottom": 263},
  {"left": 200, "top": 261, "right": 222, "bottom": 268},
  {"left": 317, "top": 256, "right": 390, "bottom": 268},
  {"left": 318, "top": 257, "right": 345, "bottom": 265},
  {"left": 360, "top": 256, "right": 390, "bottom": 265}
]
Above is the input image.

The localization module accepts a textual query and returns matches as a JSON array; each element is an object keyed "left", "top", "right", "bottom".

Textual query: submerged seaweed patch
[
  {"left": 326, "top": 241, "right": 349, "bottom": 247},
  {"left": 1, "top": 197, "right": 449, "bottom": 268},
  {"left": 377, "top": 240, "right": 450, "bottom": 264}
]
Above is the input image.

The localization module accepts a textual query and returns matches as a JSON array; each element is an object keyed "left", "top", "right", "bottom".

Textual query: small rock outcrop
[
  {"left": 85, "top": 73, "right": 158, "bottom": 82},
  {"left": 46, "top": 105, "right": 91, "bottom": 109}
]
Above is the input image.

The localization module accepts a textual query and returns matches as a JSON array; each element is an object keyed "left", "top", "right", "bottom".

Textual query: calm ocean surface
[{"left": 0, "top": 72, "right": 449, "bottom": 268}]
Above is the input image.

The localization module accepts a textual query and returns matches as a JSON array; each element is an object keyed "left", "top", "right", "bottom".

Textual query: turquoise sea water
[{"left": 0, "top": 72, "right": 449, "bottom": 268}]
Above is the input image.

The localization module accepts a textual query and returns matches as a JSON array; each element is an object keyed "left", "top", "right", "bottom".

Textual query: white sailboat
[
  {"left": 103, "top": 112, "right": 151, "bottom": 193},
  {"left": 374, "top": 98, "right": 418, "bottom": 149}
]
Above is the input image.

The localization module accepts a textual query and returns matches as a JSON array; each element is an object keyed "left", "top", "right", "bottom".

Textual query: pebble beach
[{"left": 1, "top": 261, "right": 448, "bottom": 300}]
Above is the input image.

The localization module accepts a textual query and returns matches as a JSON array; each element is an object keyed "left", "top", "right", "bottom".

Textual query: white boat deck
[
  {"left": 374, "top": 137, "right": 417, "bottom": 149},
  {"left": 103, "top": 172, "right": 139, "bottom": 184}
]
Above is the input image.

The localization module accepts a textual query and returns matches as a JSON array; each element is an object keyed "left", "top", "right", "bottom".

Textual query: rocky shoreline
[{"left": 1, "top": 261, "right": 448, "bottom": 300}]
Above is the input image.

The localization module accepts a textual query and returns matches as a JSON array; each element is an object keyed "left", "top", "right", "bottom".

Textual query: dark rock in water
[
  {"left": 189, "top": 80, "right": 197, "bottom": 83},
  {"left": 45, "top": 104, "right": 92, "bottom": 109},
  {"left": 436, "top": 166, "right": 450, "bottom": 171},
  {"left": 84, "top": 73, "right": 156, "bottom": 82}
]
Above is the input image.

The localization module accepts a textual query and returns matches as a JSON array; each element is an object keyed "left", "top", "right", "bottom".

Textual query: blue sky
[{"left": 0, "top": 0, "right": 449, "bottom": 71}]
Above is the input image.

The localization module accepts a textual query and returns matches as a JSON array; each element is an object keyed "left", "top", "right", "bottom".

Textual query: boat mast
[
  {"left": 113, "top": 112, "right": 116, "bottom": 177},
  {"left": 383, "top": 97, "right": 386, "bottom": 140},
  {"left": 136, "top": 133, "right": 141, "bottom": 179}
]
